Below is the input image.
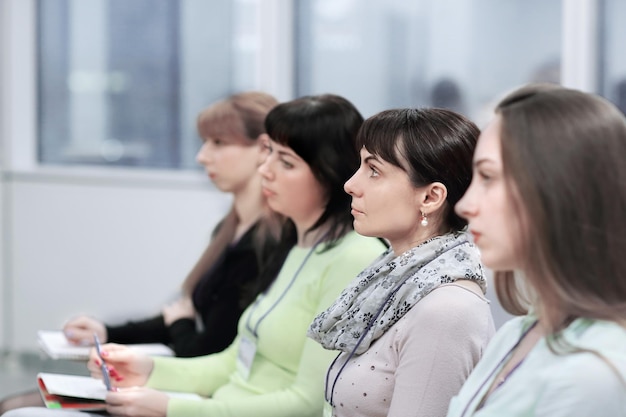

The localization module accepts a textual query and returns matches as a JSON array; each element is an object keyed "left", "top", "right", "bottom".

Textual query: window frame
[
  {"left": 0, "top": 0, "right": 599, "bottom": 180},
  {"left": 0, "top": 0, "right": 294, "bottom": 182}
]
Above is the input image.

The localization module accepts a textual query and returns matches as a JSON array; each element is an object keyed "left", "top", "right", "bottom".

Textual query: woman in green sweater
[{"left": 4, "top": 94, "right": 385, "bottom": 417}]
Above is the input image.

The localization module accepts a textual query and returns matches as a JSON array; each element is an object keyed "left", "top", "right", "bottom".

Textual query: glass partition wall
[{"left": 34, "top": 0, "right": 619, "bottom": 170}]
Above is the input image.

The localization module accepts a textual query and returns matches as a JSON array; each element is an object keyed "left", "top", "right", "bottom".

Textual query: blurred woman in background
[
  {"left": 4, "top": 94, "right": 385, "bottom": 417},
  {"left": 0, "top": 91, "right": 291, "bottom": 413}
]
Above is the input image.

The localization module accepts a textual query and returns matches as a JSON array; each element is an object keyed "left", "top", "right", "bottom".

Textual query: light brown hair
[
  {"left": 182, "top": 92, "right": 281, "bottom": 297},
  {"left": 493, "top": 84, "right": 626, "bottom": 331}
]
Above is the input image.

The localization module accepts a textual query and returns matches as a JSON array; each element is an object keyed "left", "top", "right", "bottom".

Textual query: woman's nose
[
  {"left": 343, "top": 171, "right": 360, "bottom": 196},
  {"left": 258, "top": 156, "right": 273, "bottom": 179},
  {"left": 196, "top": 143, "right": 210, "bottom": 165},
  {"left": 454, "top": 188, "right": 475, "bottom": 220}
]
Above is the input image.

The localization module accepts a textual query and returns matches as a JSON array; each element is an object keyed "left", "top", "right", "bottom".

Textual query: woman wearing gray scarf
[{"left": 308, "top": 108, "right": 495, "bottom": 417}]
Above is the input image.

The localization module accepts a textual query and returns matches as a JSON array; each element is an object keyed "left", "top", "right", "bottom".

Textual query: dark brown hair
[{"left": 356, "top": 108, "right": 479, "bottom": 232}]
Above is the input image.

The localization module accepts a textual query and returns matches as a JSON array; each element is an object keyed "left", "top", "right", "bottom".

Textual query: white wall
[
  {"left": 2, "top": 171, "right": 230, "bottom": 352},
  {"left": 0, "top": 0, "right": 232, "bottom": 353}
]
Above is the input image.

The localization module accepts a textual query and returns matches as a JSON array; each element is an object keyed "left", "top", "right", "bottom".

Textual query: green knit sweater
[{"left": 147, "top": 231, "right": 385, "bottom": 417}]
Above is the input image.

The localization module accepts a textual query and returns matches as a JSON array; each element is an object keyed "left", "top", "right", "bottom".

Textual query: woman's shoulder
[
  {"left": 565, "top": 319, "right": 626, "bottom": 370},
  {"left": 572, "top": 318, "right": 626, "bottom": 343},
  {"left": 311, "top": 232, "right": 386, "bottom": 281},
  {"left": 323, "top": 231, "right": 387, "bottom": 259},
  {"left": 414, "top": 282, "right": 491, "bottom": 315},
  {"left": 433, "top": 280, "right": 488, "bottom": 301},
  {"left": 531, "top": 321, "right": 626, "bottom": 411},
  {"left": 402, "top": 282, "right": 495, "bottom": 335},
  {"left": 337, "top": 230, "right": 386, "bottom": 251}
]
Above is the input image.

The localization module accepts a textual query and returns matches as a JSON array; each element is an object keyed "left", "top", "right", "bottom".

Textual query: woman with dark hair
[
  {"left": 4, "top": 94, "right": 385, "bottom": 417},
  {"left": 309, "top": 108, "right": 494, "bottom": 417},
  {"left": 448, "top": 84, "right": 626, "bottom": 416},
  {"left": 61, "top": 91, "right": 289, "bottom": 357},
  {"left": 0, "top": 91, "right": 291, "bottom": 413},
  {"left": 262, "top": 93, "right": 365, "bottom": 247}
]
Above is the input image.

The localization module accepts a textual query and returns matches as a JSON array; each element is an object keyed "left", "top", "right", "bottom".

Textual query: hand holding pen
[
  {"left": 93, "top": 333, "right": 113, "bottom": 390},
  {"left": 87, "top": 340, "right": 156, "bottom": 389}
]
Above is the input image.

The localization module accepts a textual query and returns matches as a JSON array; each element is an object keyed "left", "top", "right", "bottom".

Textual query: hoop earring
[{"left": 420, "top": 211, "right": 429, "bottom": 227}]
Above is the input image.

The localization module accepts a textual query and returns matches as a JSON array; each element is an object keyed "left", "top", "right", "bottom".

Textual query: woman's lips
[
  {"left": 469, "top": 230, "right": 481, "bottom": 244},
  {"left": 262, "top": 187, "right": 276, "bottom": 197},
  {"left": 350, "top": 206, "right": 364, "bottom": 215}
]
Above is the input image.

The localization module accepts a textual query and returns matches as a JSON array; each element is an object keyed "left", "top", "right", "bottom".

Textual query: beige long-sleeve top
[{"left": 325, "top": 281, "right": 495, "bottom": 417}]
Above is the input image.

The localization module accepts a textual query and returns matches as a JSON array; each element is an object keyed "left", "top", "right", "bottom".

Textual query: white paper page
[
  {"left": 38, "top": 330, "right": 174, "bottom": 360},
  {"left": 39, "top": 373, "right": 107, "bottom": 400},
  {"left": 39, "top": 373, "right": 202, "bottom": 401}
]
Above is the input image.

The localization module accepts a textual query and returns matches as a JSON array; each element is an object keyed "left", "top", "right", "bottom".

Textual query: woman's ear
[{"left": 420, "top": 182, "right": 448, "bottom": 213}]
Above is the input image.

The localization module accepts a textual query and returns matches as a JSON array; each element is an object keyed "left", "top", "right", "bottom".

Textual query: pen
[{"left": 93, "top": 333, "right": 113, "bottom": 391}]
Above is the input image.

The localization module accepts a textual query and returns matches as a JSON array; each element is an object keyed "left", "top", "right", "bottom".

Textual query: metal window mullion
[
  {"left": 561, "top": 0, "right": 600, "bottom": 92},
  {"left": 256, "top": 0, "right": 294, "bottom": 101}
]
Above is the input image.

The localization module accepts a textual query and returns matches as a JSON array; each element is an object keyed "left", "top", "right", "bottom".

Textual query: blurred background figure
[
  {"left": 2, "top": 94, "right": 386, "bottom": 417},
  {"left": 430, "top": 78, "right": 467, "bottom": 115},
  {"left": 0, "top": 91, "right": 292, "bottom": 413}
]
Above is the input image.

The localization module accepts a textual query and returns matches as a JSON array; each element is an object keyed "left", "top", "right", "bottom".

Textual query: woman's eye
[
  {"left": 281, "top": 160, "right": 294, "bottom": 169},
  {"left": 369, "top": 166, "right": 379, "bottom": 177},
  {"left": 477, "top": 171, "right": 492, "bottom": 183}
]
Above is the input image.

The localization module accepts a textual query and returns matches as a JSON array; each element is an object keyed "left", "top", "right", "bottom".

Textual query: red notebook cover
[{"left": 37, "top": 375, "right": 107, "bottom": 411}]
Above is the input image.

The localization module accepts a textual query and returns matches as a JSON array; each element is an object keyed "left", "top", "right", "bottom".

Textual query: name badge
[
  {"left": 236, "top": 335, "right": 257, "bottom": 380},
  {"left": 323, "top": 400, "right": 333, "bottom": 417}
]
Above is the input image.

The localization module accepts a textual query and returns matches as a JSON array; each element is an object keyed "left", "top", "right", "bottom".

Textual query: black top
[{"left": 106, "top": 222, "right": 275, "bottom": 357}]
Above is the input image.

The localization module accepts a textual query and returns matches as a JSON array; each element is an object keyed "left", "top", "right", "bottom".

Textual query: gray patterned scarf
[{"left": 308, "top": 231, "right": 485, "bottom": 354}]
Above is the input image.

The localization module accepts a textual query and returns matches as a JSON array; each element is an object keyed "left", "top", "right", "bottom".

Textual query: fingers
[
  {"left": 105, "top": 388, "right": 125, "bottom": 406},
  {"left": 88, "top": 345, "right": 128, "bottom": 390},
  {"left": 104, "top": 388, "right": 131, "bottom": 416},
  {"left": 105, "top": 387, "right": 169, "bottom": 417},
  {"left": 88, "top": 362, "right": 125, "bottom": 384},
  {"left": 163, "top": 297, "right": 196, "bottom": 326},
  {"left": 89, "top": 343, "right": 130, "bottom": 364},
  {"left": 64, "top": 327, "right": 94, "bottom": 345},
  {"left": 63, "top": 315, "right": 105, "bottom": 345},
  {"left": 105, "top": 386, "right": 141, "bottom": 403},
  {"left": 108, "top": 366, "right": 125, "bottom": 383}
]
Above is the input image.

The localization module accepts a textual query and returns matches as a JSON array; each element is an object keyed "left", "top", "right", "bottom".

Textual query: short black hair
[{"left": 265, "top": 94, "right": 364, "bottom": 244}]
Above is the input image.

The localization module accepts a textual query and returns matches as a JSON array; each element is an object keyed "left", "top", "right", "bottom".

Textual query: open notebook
[
  {"left": 38, "top": 330, "right": 174, "bottom": 360},
  {"left": 37, "top": 373, "right": 201, "bottom": 411}
]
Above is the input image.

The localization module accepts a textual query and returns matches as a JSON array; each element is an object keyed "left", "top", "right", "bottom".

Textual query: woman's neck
[
  {"left": 232, "top": 175, "right": 264, "bottom": 241},
  {"left": 295, "top": 220, "right": 332, "bottom": 248},
  {"left": 389, "top": 229, "right": 444, "bottom": 256},
  {"left": 290, "top": 205, "right": 329, "bottom": 247},
  {"left": 532, "top": 299, "right": 570, "bottom": 334}
]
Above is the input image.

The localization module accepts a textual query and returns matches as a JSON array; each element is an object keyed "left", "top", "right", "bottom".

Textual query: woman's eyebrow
[
  {"left": 473, "top": 158, "right": 496, "bottom": 168},
  {"left": 277, "top": 149, "right": 298, "bottom": 160},
  {"left": 363, "top": 154, "right": 381, "bottom": 164}
]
